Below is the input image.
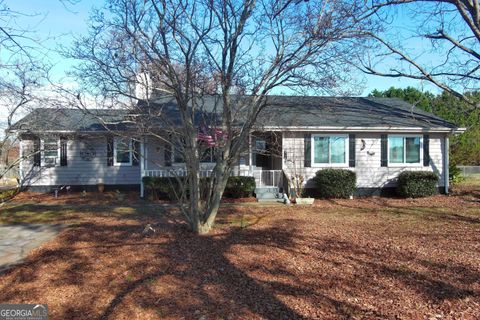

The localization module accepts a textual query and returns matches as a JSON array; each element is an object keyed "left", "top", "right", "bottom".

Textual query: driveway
[{"left": 0, "top": 224, "right": 63, "bottom": 272}]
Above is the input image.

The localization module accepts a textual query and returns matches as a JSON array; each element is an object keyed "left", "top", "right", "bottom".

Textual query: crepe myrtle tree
[
  {"left": 67, "top": 0, "right": 378, "bottom": 234},
  {"left": 363, "top": 0, "right": 480, "bottom": 110}
]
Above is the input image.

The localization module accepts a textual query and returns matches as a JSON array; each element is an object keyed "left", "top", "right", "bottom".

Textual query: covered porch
[{"left": 139, "top": 131, "right": 285, "bottom": 198}]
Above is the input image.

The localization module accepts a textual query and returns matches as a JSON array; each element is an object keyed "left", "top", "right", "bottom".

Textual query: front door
[{"left": 254, "top": 138, "right": 270, "bottom": 168}]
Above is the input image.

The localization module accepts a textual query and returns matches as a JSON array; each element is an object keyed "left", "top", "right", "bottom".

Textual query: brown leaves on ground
[{"left": 0, "top": 191, "right": 479, "bottom": 319}]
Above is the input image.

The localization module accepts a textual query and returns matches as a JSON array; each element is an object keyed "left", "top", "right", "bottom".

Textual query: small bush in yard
[
  {"left": 449, "top": 163, "right": 464, "bottom": 184},
  {"left": 397, "top": 171, "right": 439, "bottom": 198},
  {"left": 223, "top": 176, "right": 256, "bottom": 198},
  {"left": 313, "top": 169, "right": 356, "bottom": 199}
]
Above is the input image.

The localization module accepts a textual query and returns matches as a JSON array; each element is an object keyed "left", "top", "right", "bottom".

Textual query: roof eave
[{"left": 257, "top": 126, "right": 458, "bottom": 133}]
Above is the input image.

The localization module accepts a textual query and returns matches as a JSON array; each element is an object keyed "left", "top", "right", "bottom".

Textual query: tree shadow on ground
[
  {"left": 326, "top": 197, "right": 480, "bottom": 225},
  {"left": 311, "top": 237, "right": 479, "bottom": 302},
  {"left": 0, "top": 205, "right": 478, "bottom": 319},
  {"left": 0, "top": 209, "right": 313, "bottom": 319}
]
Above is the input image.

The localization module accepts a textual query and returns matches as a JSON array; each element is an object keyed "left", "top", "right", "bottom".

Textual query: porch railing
[{"left": 142, "top": 168, "right": 283, "bottom": 188}]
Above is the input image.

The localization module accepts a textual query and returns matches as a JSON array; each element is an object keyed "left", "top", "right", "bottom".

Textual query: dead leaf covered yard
[{"left": 0, "top": 189, "right": 479, "bottom": 319}]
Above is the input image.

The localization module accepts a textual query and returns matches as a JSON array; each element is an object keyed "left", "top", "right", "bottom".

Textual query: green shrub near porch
[
  {"left": 313, "top": 169, "right": 356, "bottom": 199},
  {"left": 223, "top": 176, "right": 256, "bottom": 198},
  {"left": 142, "top": 176, "right": 182, "bottom": 200},
  {"left": 142, "top": 176, "right": 255, "bottom": 200},
  {"left": 396, "top": 171, "right": 439, "bottom": 198}
]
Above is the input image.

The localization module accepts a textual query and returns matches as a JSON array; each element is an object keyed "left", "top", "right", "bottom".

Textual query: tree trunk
[{"left": 190, "top": 164, "right": 231, "bottom": 235}]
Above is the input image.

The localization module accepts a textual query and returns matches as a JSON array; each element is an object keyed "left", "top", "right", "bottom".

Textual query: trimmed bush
[
  {"left": 396, "top": 171, "right": 439, "bottom": 198},
  {"left": 224, "top": 176, "right": 256, "bottom": 198},
  {"left": 313, "top": 169, "right": 356, "bottom": 199},
  {"left": 142, "top": 176, "right": 182, "bottom": 200},
  {"left": 142, "top": 175, "right": 256, "bottom": 200}
]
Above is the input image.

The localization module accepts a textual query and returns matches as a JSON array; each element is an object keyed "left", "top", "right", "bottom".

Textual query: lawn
[{"left": 0, "top": 183, "right": 479, "bottom": 319}]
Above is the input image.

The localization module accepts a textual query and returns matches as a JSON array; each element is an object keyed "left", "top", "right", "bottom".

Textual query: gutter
[
  {"left": 257, "top": 126, "right": 462, "bottom": 133},
  {"left": 9, "top": 126, "right": 468, "bottom": 135},
  {"left": 450, "top": 127, "right": 466, "bottom": 134}
]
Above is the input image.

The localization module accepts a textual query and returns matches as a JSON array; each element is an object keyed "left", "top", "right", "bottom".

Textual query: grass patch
[
  {"left": 0, "top": 203, "right": 162, "bottom": 225},
  {"left": 462, "top": 174, "right": 480, "bottom": 186},
  {"left": 0, "top": 188, "right": 17, "bottom": 202}
]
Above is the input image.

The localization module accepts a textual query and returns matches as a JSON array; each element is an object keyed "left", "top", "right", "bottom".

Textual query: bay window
[
  {"left": 388, "top": 135, "right": 421, "bottom": 164},
  {"left": 312, "top": 135, "right": 348, "bottom": 166}
]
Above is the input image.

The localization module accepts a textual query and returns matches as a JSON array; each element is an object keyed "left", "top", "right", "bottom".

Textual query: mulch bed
[{"left": 0, "top": 193, "right": 479, "bottom": 319}]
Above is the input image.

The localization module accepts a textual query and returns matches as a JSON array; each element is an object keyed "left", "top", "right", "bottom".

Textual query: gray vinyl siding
[
  {"left": 282, "top": 132, "right": 446, "bottom": 188},
  {"left": 19, "top": 131, "right": 446, "bottom": 189},
  {"left": 20, "top": 136, "right": 140, "bottom": 186}
]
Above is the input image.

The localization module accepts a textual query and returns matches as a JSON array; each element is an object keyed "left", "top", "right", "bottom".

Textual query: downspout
[
  {"left": 444, "top": 134, "right": 449, "bottom": 194},
  {"left": 140, "top": 136, "right": 145, "bottom": 198},
  {"left": 248, "top": 132, "right": 253, "bottom": 175},
  {"left": 18, "top": 135, "right": 23, "bottom": 187}
]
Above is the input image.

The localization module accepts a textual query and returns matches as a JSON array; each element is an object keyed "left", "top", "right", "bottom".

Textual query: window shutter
[
  {"left": 304, "top": 133, "right": 311, "bottom": 167},
  {"left": 349, "top": 134, "right": 356, "bottom": 167},
  {"left": 60, "top": 137, "right": 68, "bottom": 166},
  {"left": 33, "top": 137, "right": 41, "bottom": 167},
  {"left": 132, "top": 140, "right": 140, "bottom": 166},
  {"left": 164, "top": 142, "right": 172, "bottom": 167},
  {"left": 380, "top": 134, "right": 388, "bottom": 167},
  {"left": 423, "top": 134, "right": 430, "bottom": 166},
  {"left": 107, "top": 137, "right": 114, "bottom": 166}
]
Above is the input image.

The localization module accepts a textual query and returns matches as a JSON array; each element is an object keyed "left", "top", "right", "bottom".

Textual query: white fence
[
  {"left": 143, "top": 169, "right": 283, "bottom": 188},
  {"left": 457, "top": 166, "right": 480, "bottom": 176}
]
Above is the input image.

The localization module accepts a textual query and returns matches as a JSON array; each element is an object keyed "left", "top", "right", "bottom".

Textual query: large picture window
[
  {"left": 114, "top": 137, "right": 132, "bottom": 166},
  {"left": 388, "top": 135, "right": 421, "bottom": 164},
  {"left": 312, "top": 135, "right": 348, "bottom": 165}
]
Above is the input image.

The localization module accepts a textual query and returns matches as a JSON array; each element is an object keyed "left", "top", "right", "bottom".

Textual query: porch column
[
  {"left": 140, "top": 137, "right": 145, "bottom": 198},
  {"left": 248, "top": 132, "right": 253, "bottom": 175}
]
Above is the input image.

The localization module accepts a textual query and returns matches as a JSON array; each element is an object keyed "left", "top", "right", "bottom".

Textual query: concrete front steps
[{"left": 255, "top": 187, "right": 284, "bottom": 203}]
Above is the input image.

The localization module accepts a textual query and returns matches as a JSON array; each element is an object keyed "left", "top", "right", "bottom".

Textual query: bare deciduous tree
[
  {"left": 362, "top": 0, "right": 479, "bottom": 108},
  {"left": 0, "top": 1, "right": 53, "bottom": 189},
  {"left": 67, "top": 0, "right": 378, "bottom": 234}
]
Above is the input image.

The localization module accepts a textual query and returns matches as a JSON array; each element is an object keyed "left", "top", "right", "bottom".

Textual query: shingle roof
[
  {"left": 256, "top": 96, "right": 457, "bottom": 129},
  {"left": 9, "top": 96, "right": 457, "bottom": 133},
  {"left": 9, "top": 108, "right": 131, "bottom": 132}
]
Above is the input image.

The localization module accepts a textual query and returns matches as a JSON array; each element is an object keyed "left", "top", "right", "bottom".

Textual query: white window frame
[
  {"left": 387, "top": 134, "right": 423, "bottom": 167},
  {"left": 200, "top": 147, "right": 216, "bottom": 164},
  {"left": 41, "top": 137, "right": 60, "bottom": 167},
  {"left": 170, "top": 144, "right": 185, "bottom": 166},
  {"left": 311, "top": 134, "right": 349, "bottom": 167},
  {"left": 113, "top": 137, "right": 133, "bottom": 166}
]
